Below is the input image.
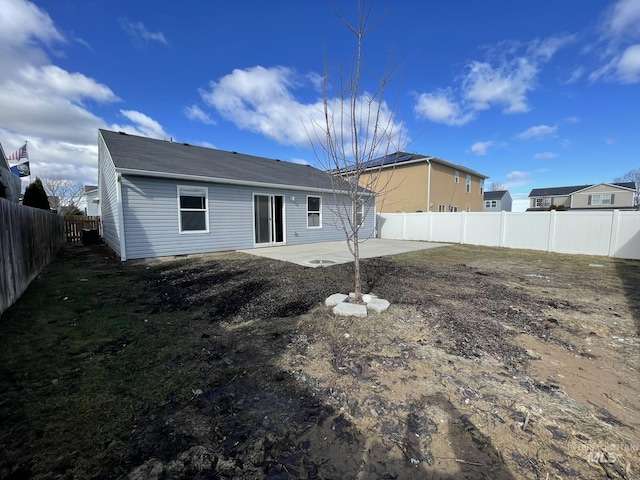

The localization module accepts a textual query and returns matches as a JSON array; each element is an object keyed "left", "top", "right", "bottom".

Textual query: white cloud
[
  {"left": 414, "top": 35, "right": 573, "bottom": 125},
  {"left": 110, "top": 110, "right": 169, "bottom": 140},
  {"left": 470, "top": 141, "right": 505, "bottom": 155},
  {"left": 199, "top": 65, "right": 404, "bottom": 153},
  {"left": 506, "top": 171, "right": 531, "bottom": 180},
  {"left": 516, "top": 124, "right": 558, "bottom": 140},
  {"left": 120, "top": 20, "right": 168, "bottom": 45},
  {"left": 564, "top": 66, "right": 585, "bottom": 84},
  {"left": 533, "top": 152, "right": 558, "bottom": 159},
  {"left": 616, "top": 44, "right": 640, "bottom": 82},
  {"left": 463, "top": 58, "right": 538, "bottom": 113},
  {"left": 590, "top": 0, "right": 640, "bottom": 84},
  {"left": 184, "top": 104, "right": 215, "bottom": 125},
  {"left": 602, "top": 0, "right": 640, "bottom": 41},
  {"left": 0, "top": 1, "right": 168, "bottom": 186},
  {"left": 414, "top": 89, "right": 475, "bottom": 126}
]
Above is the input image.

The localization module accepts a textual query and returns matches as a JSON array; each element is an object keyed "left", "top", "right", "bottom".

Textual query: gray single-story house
[
  {"left": 483, "top": 190, "right": 512, "bottom": 212},
  {"left": 98, "top": 129, "right": 375, "bottom": 260}
]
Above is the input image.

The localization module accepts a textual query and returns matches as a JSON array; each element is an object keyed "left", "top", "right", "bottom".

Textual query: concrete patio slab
[{"left": 238, "top": 238, "right": 449, "bottom": 267}]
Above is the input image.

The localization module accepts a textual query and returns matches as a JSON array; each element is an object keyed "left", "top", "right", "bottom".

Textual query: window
[
  {"left": 484, "top": 200, "right": 491, "bottom": 208},
  {"left": 491, "top": 200, "right": 497, "bottom": 208},
  {"left": 465, "top": 206, "right": 471, "bottom": 212},
  {"left": 307, "top": 196, "right": 321, "bottom": 228},
  {"left": 480, "top": 180, "right": 484, "bottom": 195},
  {"left": 454, "top": 171, "right": 460, "bottom": 183},
  {"left": 535, "top": 197, "right": 551, "bottom": 208},
  {"left": 450, "top": 206, "right": 458, "bottom": 212},
  {"left": 466, "top": 175, "right": 471, "bottom": 193},
  {"left": 590, "top": 193, "right": 615, "bottom": 206},
  {"left": 438, "top": 204, "right": 446, "bottom": 212},
  {"left": 178, "top": 186, "right": 208, "bottom": 233}
]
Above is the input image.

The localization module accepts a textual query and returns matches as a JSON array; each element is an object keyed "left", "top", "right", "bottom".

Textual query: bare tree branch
[
  {"left": 39, "top": 174, "right": 85, "bottom": 212},
  {"left": 308, "top": 1, "right": 407, "bottom": 302},
  {"left": 614, "top": 167, "right": 640, "bottom": 206}
]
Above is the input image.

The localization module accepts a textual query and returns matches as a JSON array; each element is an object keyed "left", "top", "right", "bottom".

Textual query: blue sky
[{"left": 1, "top": 0, "right": 639, "bottom": 211}]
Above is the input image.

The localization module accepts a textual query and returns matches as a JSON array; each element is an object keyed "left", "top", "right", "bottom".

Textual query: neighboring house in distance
[
  {"left": 84, "top": 185, "right": 99, "bottom": 216},
  {"left": 483, "top": 190, "right": 512, "bottom": 212},
  {"left": 355, "top": 152, "right": 488, "bottom": 213},
  {"left": 527, "top": 182, "right": 636, "bottom": 211},
  {"left": 0, "top": 142, "right": 22, "bottom": 202},
  {"left": 98, "top": 129, "right": 375, "bottom": 261}
]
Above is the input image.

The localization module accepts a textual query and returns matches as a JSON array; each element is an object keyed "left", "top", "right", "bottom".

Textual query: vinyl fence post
[
  {"left": 500, "top": 211, "right": 507, "bottom": 247},
  {"left": 547, "top": 210, "right": 557, "bottom": 252},
  {"left": 608, "top": 209, "right": 620, "bottom": 257}
]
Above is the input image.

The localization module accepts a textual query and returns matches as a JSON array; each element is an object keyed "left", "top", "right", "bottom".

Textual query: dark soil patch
[{"left": 1, "top": 243, "right": 638, "bottom": 479}]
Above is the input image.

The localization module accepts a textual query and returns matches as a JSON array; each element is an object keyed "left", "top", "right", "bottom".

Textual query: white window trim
[
  {"left": 480, "top": 180, "right": 484, "bottom": 195},
  {"left": 438, "top": 204, "right": 446, "bottom": 212},
  {"left": 466, "top": 175, "right": 471, "bottom": 193},
  {"left": 307, "top": 195, "right": 322, "bottom": 229},
  {"left": 177, "top": 185, "right": 209, "bottom": 234},
  {"left": 454, "top": 171, "right": 460, "bottom": 183},
  {"left": 535, "top": 197, "right": 552, "bottom": 208},
  {"left": 450, "top": 205, "right": 458, "bottom": 212}
]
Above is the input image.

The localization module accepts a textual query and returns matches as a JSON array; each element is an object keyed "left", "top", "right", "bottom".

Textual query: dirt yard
[{"left": 1, "top": 243, "right": 638, "bottom": 479}]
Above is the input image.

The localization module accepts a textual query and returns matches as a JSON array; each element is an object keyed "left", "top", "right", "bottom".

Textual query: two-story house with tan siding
[
  {"left": 527, "top": 182, "right": 636, "bottom": 211},
  {"left": 352, "top": 152, "right": 488, "bottom": 213}
]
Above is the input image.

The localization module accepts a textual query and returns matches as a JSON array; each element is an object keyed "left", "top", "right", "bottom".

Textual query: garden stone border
[{"left": 325, "top": 292, "right": 390, "bottom": 317}]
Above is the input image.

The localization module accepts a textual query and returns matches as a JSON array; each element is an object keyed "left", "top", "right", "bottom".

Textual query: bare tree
[
  {"left": 39, "top": 174, "right": 85, "bottom": 213},
  {"left": 309, "top": 1, "right": 405, "bottom": 302},
  {"left": 490, "top": 182, "right": 506, "bottom": 191},
  {"left": 614, "top": 167, "right": 640, "bottom": 206}
]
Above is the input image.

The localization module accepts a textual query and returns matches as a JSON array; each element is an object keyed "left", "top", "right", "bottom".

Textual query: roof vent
[
  {"left": 183, "top": 143, "right": 190, "bottom": 146},
  {"left": 118, "top": 131, "right": 127, "bottom": 135},
  {"left": 232, "top": 151, "right": 238, "bottom": 154}
]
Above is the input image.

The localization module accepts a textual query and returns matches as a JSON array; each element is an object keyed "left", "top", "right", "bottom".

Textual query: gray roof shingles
[
  {"left": 100, "top": 129, "right": 352, "bottom": 192},
  {"left": 484, "top": 190, "right": 507, "bottom": 200}
]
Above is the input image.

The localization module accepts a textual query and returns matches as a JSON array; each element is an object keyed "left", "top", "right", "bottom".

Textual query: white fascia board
[{"left": 116, "top": 167, "right": 376, "bottom": 197}]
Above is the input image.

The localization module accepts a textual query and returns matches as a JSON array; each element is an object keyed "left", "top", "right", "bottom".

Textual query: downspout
[
  {"left": 427, "top": 159, "right": 432, "bottom": 212},
  {"left": 116, "top": 173, "right": 127, "bottom": 261}
]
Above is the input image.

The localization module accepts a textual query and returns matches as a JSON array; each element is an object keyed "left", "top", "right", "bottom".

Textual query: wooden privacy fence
[
  {"left": 1, "top": 198, "right": 65, "bottom": 315},
  {"left": 65, "top": 215, "right": 101, "bottom": 243}
]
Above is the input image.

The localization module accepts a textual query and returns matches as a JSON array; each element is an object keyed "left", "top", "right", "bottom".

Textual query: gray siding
[
  {"left": 98, "top": 133, "right": 121, "bottom": 257},
  {"left": 119, "top": 176, "right": 375, "bottom": 260}
]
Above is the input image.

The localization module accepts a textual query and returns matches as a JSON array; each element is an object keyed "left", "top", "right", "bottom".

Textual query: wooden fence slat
[
  {"left": 64, "top": 215, "right": 101, "bottom": 243},
  {"left": 1, "top": 198, "right": 65, "bottom": 314}
]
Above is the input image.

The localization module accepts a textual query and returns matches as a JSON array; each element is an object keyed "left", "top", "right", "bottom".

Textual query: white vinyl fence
[{"left": 377, "top": 210, "right": 640, "bottom": 260}]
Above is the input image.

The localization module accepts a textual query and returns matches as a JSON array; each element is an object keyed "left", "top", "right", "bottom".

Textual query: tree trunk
[{"left": 353, "top": 231, "right": 362, "bottom": 302}]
